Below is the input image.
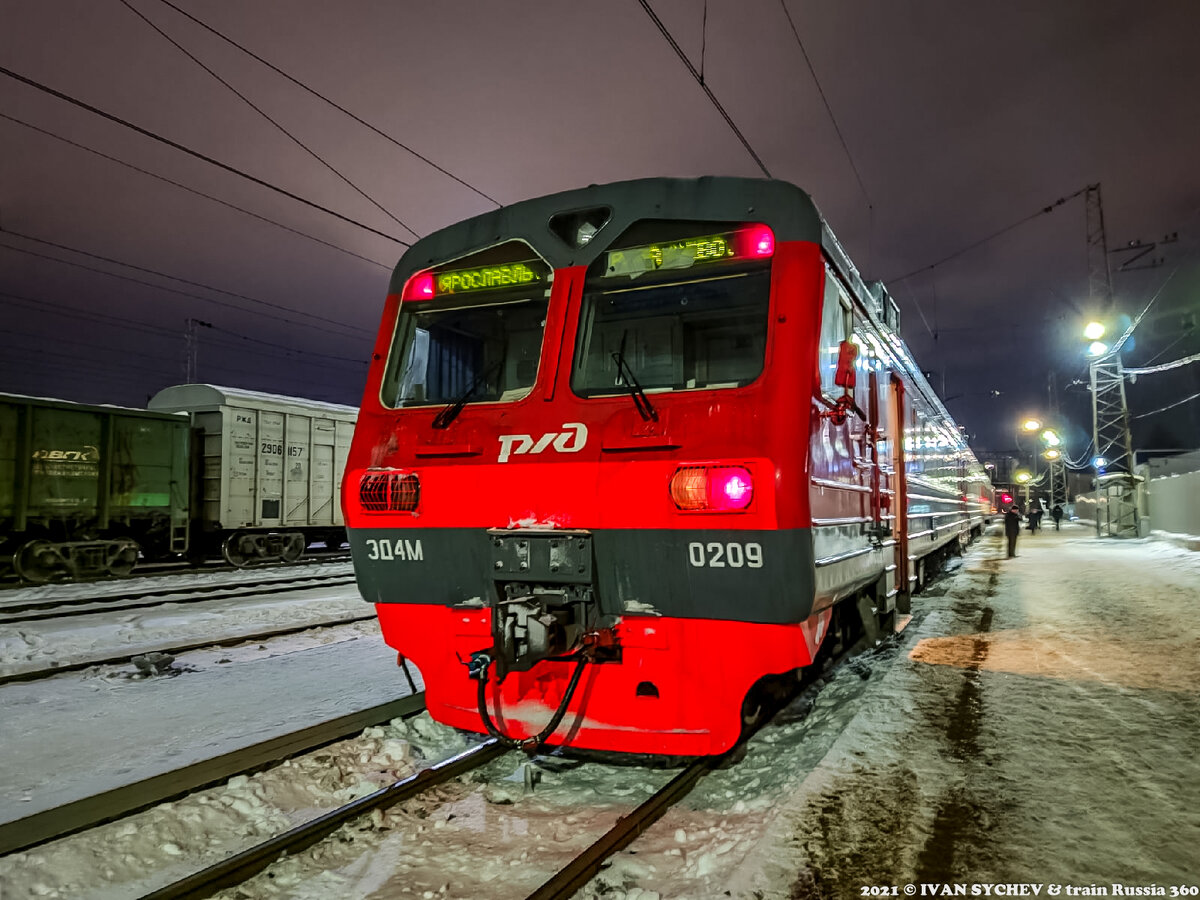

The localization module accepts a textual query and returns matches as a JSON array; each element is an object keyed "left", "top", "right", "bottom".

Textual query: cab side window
[{"left": 819, "top": 266, "right": 852, "bottom": 398}]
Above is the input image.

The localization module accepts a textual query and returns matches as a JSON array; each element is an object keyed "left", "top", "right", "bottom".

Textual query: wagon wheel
[
  {"left": 106, "top": 539, "right": 140, "bottom": 577},
  {"left": 221, "top": 533, "right": 251, "bottom": 567},
  {"left": 280, "top": 533, "right": 305, "bottom": 563},
  {"left": 14, "top": 540, "right": 70, "bottom": 584}
]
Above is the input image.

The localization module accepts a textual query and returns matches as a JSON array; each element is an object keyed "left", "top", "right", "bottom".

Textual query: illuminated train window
[
  {"left": 571, "top": 221, "right": 773, "bottom": 397},
  {"left": 381, "top": 242, "right": 552, "bottom": 409}
]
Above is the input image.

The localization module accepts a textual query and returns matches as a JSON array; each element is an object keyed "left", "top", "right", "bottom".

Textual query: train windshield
[
  {"left": 571, "top": 222, "right": 773, "bottom": 397},
  {"left": 380, "top": 244, "right": 552, "bottom": 409}
]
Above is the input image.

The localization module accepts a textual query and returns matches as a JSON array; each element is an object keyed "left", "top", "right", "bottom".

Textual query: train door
[{"left": 889, "top": 374, "right": 910, "bottom": 612}]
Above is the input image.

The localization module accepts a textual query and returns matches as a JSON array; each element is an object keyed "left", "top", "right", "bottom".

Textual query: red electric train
[{"left": 344, "top": 177, "right": 992, "bottom": 756}]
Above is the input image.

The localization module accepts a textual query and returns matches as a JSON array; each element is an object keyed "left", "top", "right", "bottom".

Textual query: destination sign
[
  {"left": 434, "top": 261, "right": 545, "bottom": 295},
  {"left": 605, "top": 232, "right": 737, "bottom": 278}
]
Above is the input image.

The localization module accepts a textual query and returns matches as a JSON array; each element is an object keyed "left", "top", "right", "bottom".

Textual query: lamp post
[
  {"left": 1015, "top": 418, "right": 1065, "bottom": 514},
  {"left": 1084, "top": 321, "right": 1138, "bottom": 537}
]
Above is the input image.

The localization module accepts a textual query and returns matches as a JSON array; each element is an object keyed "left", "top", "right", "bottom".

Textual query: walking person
[
  {"left": 1051, "top": 503, "right": 1063, "bottom": 531},
  {"left": 1005, "top": 503, "right": 1023, "bottom": 558}
]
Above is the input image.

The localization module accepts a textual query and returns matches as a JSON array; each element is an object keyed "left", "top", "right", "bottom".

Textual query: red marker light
[
  {"left": 709, "top": 467, "right": 754, "bottom": 511},
  {"left": 402, "top": 272, "right": 435, "bottom": 300},
  {"left": 741, "top": 225, "right": 775, "bottom": 258},
  {"left": 669, "top": 465, "right": 754, "bottom": 512}
]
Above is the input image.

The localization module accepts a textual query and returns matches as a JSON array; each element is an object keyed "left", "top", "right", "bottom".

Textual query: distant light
[
  {"left": 1084, "top": 321, "right": 1106, "bottom": 340},
  {"left": 1044, "top": 449, "right": 1060, "bottom": 460},
  {"left": 1041, "top": 430, "right": 1060, "bottom": 446},
  {"left": 1016, "top": 471, "right": 1032, "bottom": 483},
  {"left": 1088, "top": 341, "right": 1109, "bottom": 356},
  {"left": 1093, "top": 456, "right": 1108, "bottom": 468},
  {"left": 1022, "top": 419, "right": 1042, "bottom": 432}
]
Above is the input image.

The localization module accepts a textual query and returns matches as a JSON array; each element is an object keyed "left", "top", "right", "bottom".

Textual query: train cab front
[{"left": 344, "top": 185, "right": 828, "bottom": 756}]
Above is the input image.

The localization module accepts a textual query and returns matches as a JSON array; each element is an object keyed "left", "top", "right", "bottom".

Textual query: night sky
[{"left": 3, "top": 0, "right": 1199, "bottom": 457}]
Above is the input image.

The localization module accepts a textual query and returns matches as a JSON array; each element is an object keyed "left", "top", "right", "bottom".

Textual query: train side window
[{"left": 818, "top": 268, "right": 852, "bottom": 397}]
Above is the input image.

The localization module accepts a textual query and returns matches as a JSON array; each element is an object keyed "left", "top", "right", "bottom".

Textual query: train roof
[
  {"left": 147, "top": 384, "right": 357, "bottom": 419},
  {"left": 390, "top": 176, "right": 824, "bottom": 292},
  {"left": 0, "top": 391, "right": 188, "bottom": 420}
]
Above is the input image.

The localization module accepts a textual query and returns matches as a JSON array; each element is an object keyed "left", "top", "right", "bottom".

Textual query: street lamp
[{"left": 1015, "top": 419, "right": 1066, "bottom": 513}]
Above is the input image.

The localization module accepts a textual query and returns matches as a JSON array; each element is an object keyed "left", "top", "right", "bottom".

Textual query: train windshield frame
[
  {"left": 379, "top": 243, "right": 552, "bottom": 410},
  {"left": 570, "top": 221, "right": 773, "bottom": 398}
]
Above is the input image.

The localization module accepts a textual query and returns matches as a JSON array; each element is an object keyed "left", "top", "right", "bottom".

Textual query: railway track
[
  {"left": 0, "top": 692, "right": 428, "bottom": 857},
  {"left": 0, "top": 552, "right": 352, "bottom": 591},
  {"left": 0, "top": 611, "right": 377, "bottom": 686},
  {"left": 0, "top": 569, "right": 358, "bottom": 625},
  {"left": 135, "top": 632, "right": 878, "bottom": 900}
]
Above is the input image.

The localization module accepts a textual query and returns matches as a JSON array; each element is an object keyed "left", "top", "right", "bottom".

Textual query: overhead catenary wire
[
  {"left": 1124, "top": 351, "right": 1200, "bottom": 376},
  {"left": 1131, "top": 389, "right": 1200, "bottom": 419},
  {"left": 777, "top": 0, "right": 873, "bottom": 218},
  {"left": 887, "top": 187, "right": 1087, "bottom": 284},
  {"left": 0, "top": 113, "right": 391, "bottom": 270},
  {"left": 0, "top": 65, "right": 410, "bottom": 247},
  {"left": 149, "top": 0, "right": 501, "bottom": 208},
  {"left": 637, "top": 0, "right": 771, "bottom": 178},
  {"left": 117, "top": 0, "right": 420, "bottom": 240},
  {"left": 1108, "top": 267, "right": 1177, "bottom": 355},
  {"left": 0, "top": 231, "right": 375, "bottom": 339}
]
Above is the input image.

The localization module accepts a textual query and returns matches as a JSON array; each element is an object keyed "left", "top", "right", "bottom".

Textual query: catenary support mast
[{"left": 1085, "top": 184, "right": 1138, "bottom": 537}]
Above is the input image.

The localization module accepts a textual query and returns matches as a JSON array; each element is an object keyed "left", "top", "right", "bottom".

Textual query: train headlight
[
  {"left": 669, "top": 465, "right": 754, "bottom": 512},
  {"left": 359, "top": 470, "right": 420, "bottom": 513}
]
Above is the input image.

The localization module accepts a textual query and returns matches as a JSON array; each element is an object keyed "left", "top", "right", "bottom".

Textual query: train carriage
[
  {"left": 148, "top": 384, "right": 356, "bottom": 565},
  {"left": 345, "top": 176, "right": 991, "bottom": 756},
  {"left": 0, "top": 393, "right": 190, "bottom": 582}
]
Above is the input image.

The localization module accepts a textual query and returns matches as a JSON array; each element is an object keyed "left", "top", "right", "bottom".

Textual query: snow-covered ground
[
  {"left": 2, "top": 523, "right": 1198, "bottom": 899},
  {"left": 0, "top": 564, "right": 367, "bottom": 678}
]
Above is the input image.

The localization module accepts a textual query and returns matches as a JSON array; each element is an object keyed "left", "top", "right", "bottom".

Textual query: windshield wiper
[
  {"left": 432, "top": 361, "right": 502, "bottom": 430},
  {"left": 611, "top": 350, "right": 658, "bottom": 423}
]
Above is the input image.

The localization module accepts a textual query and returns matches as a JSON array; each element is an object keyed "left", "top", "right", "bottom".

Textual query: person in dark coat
[
  {"left": 1005, "top": 504, "right": 1023, "bottom": 558},
  {"left": 1051, "top": 504, "right": 1063, "bottom": 530}
]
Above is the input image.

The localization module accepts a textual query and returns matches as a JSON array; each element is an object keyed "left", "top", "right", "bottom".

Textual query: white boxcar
[{"left": 148, "top": 384, "right": 356, "bottom": 565}]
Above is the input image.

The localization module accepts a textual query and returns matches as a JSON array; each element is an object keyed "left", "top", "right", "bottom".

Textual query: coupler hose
[{"left": 475, "top": 652, "right": 590, "bottom": 751}]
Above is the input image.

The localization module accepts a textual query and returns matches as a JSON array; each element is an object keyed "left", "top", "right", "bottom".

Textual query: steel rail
[
  {"left": 0, "top": 693, "right": 427, "bottom": 856},
  {"left": 524, "top": 754, "right": 720, "bottom": 900},
  {"left": 0, "top": 573, "right": 358, "bottom": 624},
  {"left": 0, "top": 552, "right": 352, "bottom": 591},
  {"left": 139, "top": 738, "right": 509, "bottom": 900},
  {"left": 0, "top": 612, "right": 376, "bottom": 686}
]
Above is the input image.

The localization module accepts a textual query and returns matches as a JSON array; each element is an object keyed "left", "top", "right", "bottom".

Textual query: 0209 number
[{"left": 687, "top": 541, "right": 763, "bottom": 568}]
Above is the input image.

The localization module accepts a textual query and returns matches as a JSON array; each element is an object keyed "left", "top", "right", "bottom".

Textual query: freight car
[
  {"left": 0, "top": 393, "right": 191, "bottom": 583},
  {"left": 344, "top": 176, "right": 994, "bottom": 756},
  {"left": 147, "top": 384, "right": 356, "bottom": 566},
  {"left": 1, "top": 385, "right": 356, "bottom": 582}
]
